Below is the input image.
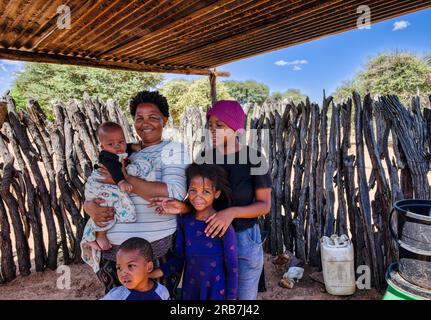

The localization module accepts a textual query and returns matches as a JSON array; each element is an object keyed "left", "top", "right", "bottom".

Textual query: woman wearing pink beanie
[{"left": 150, "top": 100, "right": 272, "bottom": 300}]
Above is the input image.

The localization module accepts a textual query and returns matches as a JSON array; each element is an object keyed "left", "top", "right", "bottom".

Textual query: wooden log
[
  {"left": 363, "top": 95, "right": 395, "bottom": 265},
  {"left": 363, "top": 95, "right": 396, "bottom": 281},
  {"left": 374, "top": 103, "right": 403, "bottom": 203},
  {"left": 0, "top": 195, "right": 16, "bottom": 282},
  {"left": 2, "top": 122, "right": 46, "bottom": 272},
  {"left": 267, "top": 110, "right": 278, "bottom": 255},
  {"left": 82, "top": 93, "right": 102, "bottom": 143},
  {"left": 209, "top": 71, "right": 217, "bottom": 106},
  {"left": 0, "top": 100, "right": 7, "bottom": 129},
  {"left": 353, "top": 92, "right": 381, "bottom": 291},
  {"left": 379, "top": 96, "right": 430, "bottom": 199},
  {"left": 273, "top": 110, "right": 285, "bottom": 255},
  {"left": 26, "top": 98, "right": 52, "bottom": 153},
  {"left": 67, "top": 101, "right": 98, "bottom": 164},
  {"left": 316, "top": 95, "right": 331, "bottom": 241},
  {"left": 49, "top": 125, "right": 86, "bottom": 262},
  {"left": 281, "top": 104, "right": 296, "bottom": 252},
  {"left": 4, "top": 95, "right": 58, "bottom": 270},
  {"left": 305, "top": 103, "right": 320, "bottom": 265},
  {"left": 292, "top": 101, "right": 309, "bottom": 261},
  {"left": 112, "top": 100, "right": 135, "bottom": 143},
  {"left": 11, "top": 175, "right": 30, "bottom": 238},
  {"left": 99, "top": 100, "right": 110, "bottom": 124},
  {"left": 74, "top": 133, "right": 93, "bottom": 179},
  {"left": 423, "top": 107, "right": 431, "bottom": 165},
  {"left": 58, "top": 106, "right": 85, "bottom": 198},
  {"left": 335, "top": 102, "right": 348, "bottom": 236},
  {"left": 59, "top": 197, "right": 76, "bottom": 252},
  {"left": 22, "top": 112, "right": 71, "bottom": 265},
  {"left": 338, "top": 100, "right": 352, "bottom": 236},
  {"left": 323, "top": 102, "right": 338, "bottom": 236},
  {"left": 0, "top": 159, "right": 31, "bottom": 276},
  {"left": 344, "top": 155, "right": 365, "bottom": 268},
  {"left": 292, "top": 102, "right": 309, "bottom": 213},
  {"left": 106, "top": 99, "right": 121, "bottom": 125}
]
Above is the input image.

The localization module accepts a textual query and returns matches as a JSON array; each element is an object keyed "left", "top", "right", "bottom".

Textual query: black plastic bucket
[{"left": 390, "top": 199, "right": 431, "bottom": 290}]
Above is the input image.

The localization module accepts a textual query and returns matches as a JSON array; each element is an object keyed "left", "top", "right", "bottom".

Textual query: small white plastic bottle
[{"left": 320, "top": 234, "right": 356, "bottom": 295}]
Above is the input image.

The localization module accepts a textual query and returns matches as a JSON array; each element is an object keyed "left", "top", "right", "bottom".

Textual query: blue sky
[{"left": 1, "top": 8, "right": 430, "bottom": 103}]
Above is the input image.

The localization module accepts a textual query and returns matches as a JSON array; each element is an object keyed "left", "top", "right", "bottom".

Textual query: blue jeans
[{"left": 236, "top": 223, "right": 264, "bottom": 300}]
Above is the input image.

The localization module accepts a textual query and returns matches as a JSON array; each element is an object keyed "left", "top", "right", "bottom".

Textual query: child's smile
[{"left": 188, "top": 176, "right": 221, "bottom": 217}]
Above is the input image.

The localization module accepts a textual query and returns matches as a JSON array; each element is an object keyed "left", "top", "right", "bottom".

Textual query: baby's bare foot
[{"left": 96, "top": 237, "right": 113, "bottom": 251}]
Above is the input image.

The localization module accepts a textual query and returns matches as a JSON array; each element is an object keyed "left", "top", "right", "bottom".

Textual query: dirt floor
[{"left": 0, "top": 253, "right": 382, "bottom": 300}]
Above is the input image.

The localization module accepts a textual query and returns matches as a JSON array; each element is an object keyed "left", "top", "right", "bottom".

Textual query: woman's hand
[
  {"left": 83, "top": 198, "right": 115, "bottom": 226},
  {"left": 96, "top": 164, "right": 116, "bottom": 185},
  {"left": 147, "top": 197, "right": 188, "bottom": 215},
  {"left": 204, "top": 209, "right": 235, "bottom": 238}
]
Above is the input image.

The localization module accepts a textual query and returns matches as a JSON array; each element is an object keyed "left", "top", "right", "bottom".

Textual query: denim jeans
[{"left": 236, "top": 223, "right": 264, "bottom": 300}]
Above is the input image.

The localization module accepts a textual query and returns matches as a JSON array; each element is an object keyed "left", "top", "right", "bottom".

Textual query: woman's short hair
[{"left": 129, "top": 91, "right": 170, "bottom": 118}]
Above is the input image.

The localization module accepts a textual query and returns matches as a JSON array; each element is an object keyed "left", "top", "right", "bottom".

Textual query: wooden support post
[{"left": 209, "top": 70, "right": 217, "bottom": 107}]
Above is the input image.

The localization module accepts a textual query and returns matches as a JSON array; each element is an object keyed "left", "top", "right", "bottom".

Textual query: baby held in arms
[{"left": 81, "top": 122, "right": 155, "bottom": 273}]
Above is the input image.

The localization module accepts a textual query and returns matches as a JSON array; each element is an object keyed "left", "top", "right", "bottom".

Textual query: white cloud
[
  {"left": 393, "top": 20, "right": 410, "bottom": 31},
  {"left": 275, "top": 60, "right": 289, "bottom": 66},
  {"left": 275, "top": 59, "right": 308, "bottom": 71},
  {"left": 0, "top": 64, "right": 6, "bottom": 72},
  {"left": 275, "top": 59, "right": 308, "bottom": 66}
]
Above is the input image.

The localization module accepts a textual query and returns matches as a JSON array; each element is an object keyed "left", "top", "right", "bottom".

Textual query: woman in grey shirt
[{"left": 84, "top": 91, "right": 189, "bottom": 298}]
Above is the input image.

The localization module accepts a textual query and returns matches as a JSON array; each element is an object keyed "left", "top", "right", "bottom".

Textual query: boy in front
[{"left": 102, "top": 237, "right": 169, "bottom": 300}]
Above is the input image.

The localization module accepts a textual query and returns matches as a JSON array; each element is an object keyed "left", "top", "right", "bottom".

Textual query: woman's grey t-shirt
[{"left": 107, "top": 140, "right": 190, "bottom": 245}]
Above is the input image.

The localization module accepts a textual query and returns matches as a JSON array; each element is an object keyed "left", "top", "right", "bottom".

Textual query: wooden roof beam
[{"left": 0, "top": 48, "right": 230, "bottom": 77}]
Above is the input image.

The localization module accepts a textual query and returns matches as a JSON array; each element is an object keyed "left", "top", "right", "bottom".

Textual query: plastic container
[
  {"left": 383, "top": 263, "right": 431, "bottom": 300},
  {"left": 320, "top": 234, "right": 356, "bottom": 296},
  {"left": 389, "top": 199, "right": 431, "bottom": 290}
]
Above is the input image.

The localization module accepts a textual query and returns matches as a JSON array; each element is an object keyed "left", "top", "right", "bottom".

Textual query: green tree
[
  {"left": 9, "top": 86, "right": 26, "bottom": 110},
  {"left": 359, "top": 52, "right": 431, "bottom": 101},
  {"left": 282, "top": 89, "right": 307, "bottom": 104},
  {"left": 332, "top": 52, "right": 431, "bottom": 103},
  {"left": 268, "top": 91, "right": 283, "bottom": 102},
  {"left": 159, "top": 79, "right": 190, "bottom": 124},
  {"left": 12, "top": 63, "right": 163, "bottom": 115},
  {"left": 160, "top": 77, "right": 232, "bottom": 124},
  {"left": 333, "top": 79, "right": 365, "bottom": 102},
  {"left": 223, "top": 80, "right": 269, "bottom": 105},
  {"left": 267, "top": 89, "right": 307, "bottom": 104}
]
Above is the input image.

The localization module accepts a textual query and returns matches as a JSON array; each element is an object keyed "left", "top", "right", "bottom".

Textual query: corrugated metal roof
[{"left": 0, "top": 0, "right": 430, "bottom": 76}]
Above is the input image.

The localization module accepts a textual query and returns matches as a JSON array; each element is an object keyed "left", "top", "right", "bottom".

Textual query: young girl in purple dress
[{"left": 149, "top": 163, "right": 238, "bottom": 300}]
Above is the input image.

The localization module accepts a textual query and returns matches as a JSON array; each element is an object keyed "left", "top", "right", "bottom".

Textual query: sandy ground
[{"left": 0, "top": 253, "right": 382, "bottom": 300}]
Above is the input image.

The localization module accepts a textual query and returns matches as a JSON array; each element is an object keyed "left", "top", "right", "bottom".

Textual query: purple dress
[{"left": 161, "top": 213, "right": 238, "bottom": 300}]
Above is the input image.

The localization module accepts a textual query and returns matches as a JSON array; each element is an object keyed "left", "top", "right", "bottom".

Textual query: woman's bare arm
[
  {"left": 125, "top": 175, "right": 169, "bottom": 201},
  {"left": 96, "top": 165, "right": 169, "bottom": 201}
]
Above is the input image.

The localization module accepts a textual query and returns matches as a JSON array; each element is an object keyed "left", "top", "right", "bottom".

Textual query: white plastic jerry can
[{"left": 320, "top": 234, "right": 356, "bottom": 296}]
